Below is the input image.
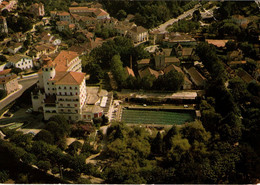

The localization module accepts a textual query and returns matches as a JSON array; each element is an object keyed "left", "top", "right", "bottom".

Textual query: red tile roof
[
  {"left": 53, "top": 50, "right": 79, "bottom": 71},
  {"left": 54, "top": 71, "right": 85, "bottom": 85},
  {"left": 125, "top": 66, "right": 135, "bottom": 77},
  {"left": 206, "top": 39, "right": 230, "bottom": 48},
  {"left": 0, "top": 69, "right": 11, "bottom": 76}
]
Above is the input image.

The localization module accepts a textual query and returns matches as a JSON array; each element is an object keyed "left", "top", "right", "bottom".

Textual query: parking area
[{"left": 0, "top": 106, "right": 44, "bottom": 132}]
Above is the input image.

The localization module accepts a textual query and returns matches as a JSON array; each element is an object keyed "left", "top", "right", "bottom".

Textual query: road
[
  {"left": 150, "top": 4, "right": 200, "bottom": 33},
  {"left": 0, "top": 76, "right": 38, "bottom": 111}
]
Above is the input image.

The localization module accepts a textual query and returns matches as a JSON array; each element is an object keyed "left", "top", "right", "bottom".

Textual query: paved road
[
  {"left": 0, "top": 76, "right": 38, "bottom": 110},
  {"left": 150, "top": 4, "right": 200, "bottom": 33}
]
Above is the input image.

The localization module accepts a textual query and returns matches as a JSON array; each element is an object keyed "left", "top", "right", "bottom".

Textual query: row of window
[
  {"left": 60, "top": 109, "right": 78, "bottom": 113},
  {"left": 60, "top": 103, "right": 77, "bottom": 107},
  {"left": 58, "top": 92, "right": 78, "bottom": 96},
  {"left": 58, "top": 86, "right": 78, "bottom": 90},
  {"left": 17, "top": 62, "right": 31, "bottom": 66}
]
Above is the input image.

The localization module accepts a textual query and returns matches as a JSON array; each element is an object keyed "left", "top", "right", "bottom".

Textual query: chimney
[
  {"left": 130, "top": 55, "right": 132, "bottom": 69},
  {"left": 66, "top": 59, "right": 69, "bottom": 66}
]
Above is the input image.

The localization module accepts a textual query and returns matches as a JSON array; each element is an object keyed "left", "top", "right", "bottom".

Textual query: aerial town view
[{"left": 0, "top": 0, "right": 259, "bottom": 184}]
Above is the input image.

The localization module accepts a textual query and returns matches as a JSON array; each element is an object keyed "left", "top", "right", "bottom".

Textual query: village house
[
  {"left": 31, "top": 44, "right": 58, "bottom": 59},
  {"left": 237, "top": 69, "right": 256, "bottom": 83},
  {"left": 228, "top": 49, "right": 243, "bottom": 61},
  {"left": 184, "top": 67, "right": 206, "bottom": 89},
  {"left": 0, "top": 69, "right": 19, "bottom": 94},
  {"left": 0, "top": 0, "right": 17, "bottom": 12},
  {"left": 8, "top": 54, "right": 33, "bottom": 70},
  {"left": 69, "top": 7, "right": 110, "bottom": 20},
  {"left": 30, "top": 3, "right": 45, "bottom": 17},
  {"left": 174, "top": 44, "right": 195, "bottom": 59},
  {"left": 137, "top": 58, "right": 150, "bottom": 69},
  {"left": 124, "top": 66, "right": 135, "bottom": 78},
  {"left": 163, "top": 32, "right": 196, "bottom": 47},
  {"left": 7, "top": 42, "right": 23, "bottom": 54},
  {"left": 163, "top": 64, "right": 192, "bottom": 90},
  {"left": 0, "top": 16, "right": 7, "bottom": 33},
  {"left": 56, "top": 11, "right": 73, "bottom": 23},
  {"left": 127, "top": 26, "right": 149, "bottom": 44},
  {"left": 12, "top": 32, "right": 27, "bottom": 42},
  {"left": 139, "top": 67, "right": 162, "bottom": 79}
]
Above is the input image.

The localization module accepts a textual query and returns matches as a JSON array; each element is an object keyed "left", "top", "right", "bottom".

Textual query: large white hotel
[{"left": 31, "top": 51, "right": 112, "bottom": 121}]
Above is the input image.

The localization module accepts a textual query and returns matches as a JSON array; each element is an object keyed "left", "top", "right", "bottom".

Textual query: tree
[
  {"left": 34, "top": 129, "right": 54, "bottom": 144},
  {"left": 0, "top": 170, "right": 9, "bottom": 183},
  {"left": 116, "top": 9, "right": 127, "bottom": 20},
  {"left": 111, "top": 55, "right": 127, "bottom": 88},
  {"left": 0, "top": 55, "right": 7, "bottom": 63},
  {"left": 10, "top": 67, "right": 22, "bottom": 75},
  {"left": 37, "top": 160, "right": 51, "bottom": 172},
  {"left": 192, "top": 10, "right": 201, "bottom": 22},
  {"left": 225, "top": 40, "right": 237, "bottom": 52},
  {"left": 151, "top": 132, "right": 163, "bottom": 155},
  {"left": 67, "top": 141, "right": 82, "bottom": 155}
]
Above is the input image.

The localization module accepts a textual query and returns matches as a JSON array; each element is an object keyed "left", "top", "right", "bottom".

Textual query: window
[
  {"left": 64, "top": 87, "right": 66, "bottom": 89},
  {"left": 65, "top": 92, "right": 67, "bottom": 95},
  {"left": 61, "top": 109, "right": 63, "bottom": 112},
  {"left": 84, "top": 115, "right": 86, "bottom": 118},
  {"left": 67, "top": 104, "right": 70, "bottom": 107},
  {"left": 75, "top": 92, "right": 78, "bottom": 95},
  {"left": 70, "top": 87, "right": 72, "bottom": 90},
  {"left": 70, "top": 92, "right": 72, "bottom": 95},
  {"left": 59, "top": 92, "right": 61, "bottom": 95},
  {"left": 47, "top": 82, "right": 49, "bottom": 85},
  {"left": 59, "top": 86, "right": 61, "bottom": 89},
  {"left": 52, "top": 82, "right": 54, "bottom": 85},
  {"left": 75, "top": 87, "right": 77, "bottom": 90},
  {"left": 52, "top": 88, "right": 54, "bottom": 90},
  {"left": 75, "top": 104, "right": 77, "bottom": 107}
]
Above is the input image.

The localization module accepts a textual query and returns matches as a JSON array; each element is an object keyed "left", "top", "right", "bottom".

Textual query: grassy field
[{"left": 121, "top": 109, "right": 195, "bottom": 125}]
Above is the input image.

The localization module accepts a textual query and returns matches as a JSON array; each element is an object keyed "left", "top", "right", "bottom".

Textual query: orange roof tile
[
  {"left": 125, "top": 66, "right": 135, "bottom": 77},
  {"left": 206, "top": 39, "right": 230, "bottom": 48},
  {"left": 0, "top": 69, "right": 11, "bottom": 76},
  {"left": 53, "top": 50, "right": 79, "bottom": 71},
  {"left": 0, "top": 74, "right": 17, "bottom": 84},
  {"left": 57, "top": 11, "right": 70, "bottom": 16},
  {"left": 54, "top": 71, "right": 85, "bottom": 85}
]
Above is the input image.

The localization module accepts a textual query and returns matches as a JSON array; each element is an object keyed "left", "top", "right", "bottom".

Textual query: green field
[{"left": 121, "top": 109, "right": 195, "bottom": 125}]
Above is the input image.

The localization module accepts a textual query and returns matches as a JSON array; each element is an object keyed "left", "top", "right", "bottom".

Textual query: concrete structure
[
  {"left": 127, "top": 26, "right": 149, "bottom": 44},
  {"left": 0, "top": 16, "right": 8, "bottom": 33},
  {"left": 31, "top": 3, "right": 45, "bottom": 17},
  {"left": 0, "top": 69, "right": 19, "bottom": 94},
  {"left": 8, "top": 55, "right": 33, "bottom": 70},
  {"left": 7, "top": 42, "right": 22, "bottom": 54}
]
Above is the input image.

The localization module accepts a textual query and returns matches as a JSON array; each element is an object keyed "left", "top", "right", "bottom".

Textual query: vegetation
[
  {"left": 101, "top": 0, "right": 198, "bottom": 29},
  {"left": 167, "top": 19, "right": 200, "bottom": 33}
]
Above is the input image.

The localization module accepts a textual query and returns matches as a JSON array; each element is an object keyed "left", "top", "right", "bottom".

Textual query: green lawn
[{"left": 121, "top": 109, "right": 195, "bottom": 125}]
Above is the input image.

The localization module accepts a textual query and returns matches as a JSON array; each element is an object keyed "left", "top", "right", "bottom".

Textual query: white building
[
  {"left": 8, "top": 54, "right": 33, "bottom": 70},
  {"left": 31, "top": 50, "right": 111, "bottom": 121}
]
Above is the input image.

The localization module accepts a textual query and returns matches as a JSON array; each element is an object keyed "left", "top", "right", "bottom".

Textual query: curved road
[
  {"left": 150, "top": 4, "right": 200, "bottom": 33},
  {"left": 0, "top": 76, "right": 38, "bottom": 111}
]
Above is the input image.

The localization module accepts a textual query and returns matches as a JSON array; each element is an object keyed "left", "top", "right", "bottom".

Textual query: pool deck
[{"left": 123, "top": 103, "right": 195, "bottom": 110}]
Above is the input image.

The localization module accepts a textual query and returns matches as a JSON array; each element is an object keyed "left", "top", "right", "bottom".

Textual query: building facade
[{"left": 31, "top": 51, "right": 109, "bottom": 121}]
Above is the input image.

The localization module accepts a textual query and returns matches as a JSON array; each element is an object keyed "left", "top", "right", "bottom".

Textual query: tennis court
[{"left": 121, "top": 109, "right": 195, "bottom": 125}]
